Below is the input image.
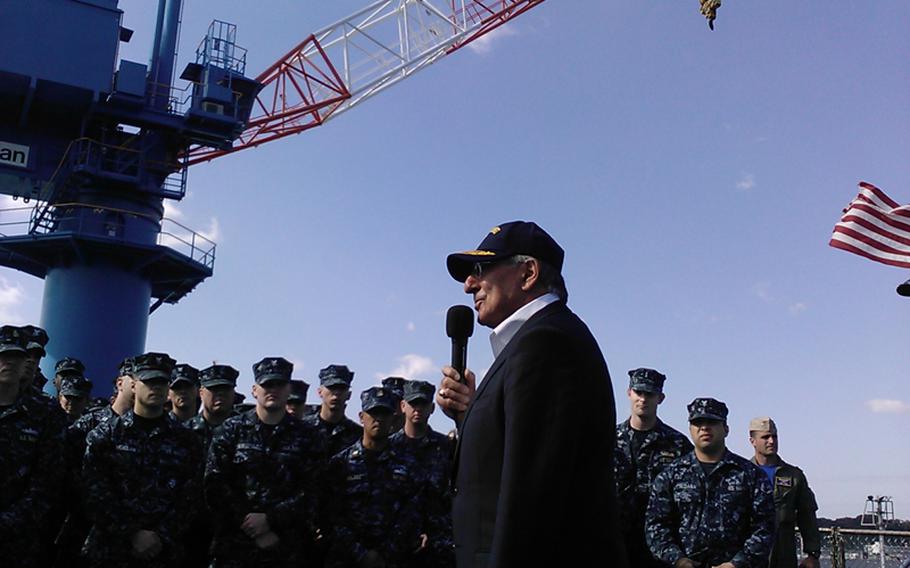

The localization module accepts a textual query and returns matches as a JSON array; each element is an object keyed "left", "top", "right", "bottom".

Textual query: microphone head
[{"left": 446, "top": 305, "right": 475, "bottom": 339}]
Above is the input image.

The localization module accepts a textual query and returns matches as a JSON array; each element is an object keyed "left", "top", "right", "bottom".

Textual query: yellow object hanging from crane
[{"left": 700, "top": 0, "right": 721, "bottom": 30}]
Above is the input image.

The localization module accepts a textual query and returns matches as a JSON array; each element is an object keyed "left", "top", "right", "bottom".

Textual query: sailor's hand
[
  {"left": 437, "top": 366, "right": 476, "bottom": 424},
  {"left": 799, "top": 556, "right": 820, "bottom": 568}
]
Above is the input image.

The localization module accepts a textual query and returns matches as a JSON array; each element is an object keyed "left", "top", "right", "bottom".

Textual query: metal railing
[
  {"left": 0, "top": 202, "right": 215, "bottom": 270},
  {"left": 807, "top": 528, "right": 910, "bottom": 568}
]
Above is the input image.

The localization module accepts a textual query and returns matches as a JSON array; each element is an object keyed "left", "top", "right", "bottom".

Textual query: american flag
[{"left": 830, "top": 182, "right": 910, "bottom": 268}]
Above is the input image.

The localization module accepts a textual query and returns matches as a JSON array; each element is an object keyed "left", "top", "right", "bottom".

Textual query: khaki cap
[{"left": 749, "top": 416, "right": 777, "bottom": 433}]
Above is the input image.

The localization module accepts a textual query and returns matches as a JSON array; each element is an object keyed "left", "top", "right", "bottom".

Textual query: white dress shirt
[{"left": 489, "top": 292, "right": 560, "bottom": 359}]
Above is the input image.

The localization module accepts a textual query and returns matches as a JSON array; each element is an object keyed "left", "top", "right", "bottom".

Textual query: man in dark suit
[{"left": 436, "top": 221, "right": 628, "bottom": 568}]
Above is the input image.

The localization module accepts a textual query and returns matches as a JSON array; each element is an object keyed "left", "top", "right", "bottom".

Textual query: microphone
[{"left": 446, "top": 305, "right": 474, "bottom": 384}]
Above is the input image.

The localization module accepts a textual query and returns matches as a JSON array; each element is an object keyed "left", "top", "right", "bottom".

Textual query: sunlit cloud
[
  {"left": 467, "top": 25, "right": 519, "bottom": 56},
  {"left": 865, "top": 399, "right": 910, "bottom": 414},
  {"left": 751, "top": 282, "right": 772, "bottom": 303},
  {"left": 0, "top": 277, "right": 27, "bottom": 324},
  {"left": 736, "top": 173, "right": 756, "bottom": 191},
  {"left": 788, "top": 302, "right": 808, "bottom": 316},
  {"left": 376, "top": 353, "right": 435, "bottom": 381}
]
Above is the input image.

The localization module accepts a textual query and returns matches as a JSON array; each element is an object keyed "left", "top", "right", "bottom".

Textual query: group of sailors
[
  {"left": 0, "top": 324, "right": 453, "bottom": 568},
  {"left": 1, "top": 320, "right": 824, "bottom": 568}
]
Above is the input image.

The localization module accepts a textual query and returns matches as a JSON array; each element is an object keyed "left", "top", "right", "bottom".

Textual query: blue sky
[{"left": 1, "top": 1, "right": 908, "bottom": 518}]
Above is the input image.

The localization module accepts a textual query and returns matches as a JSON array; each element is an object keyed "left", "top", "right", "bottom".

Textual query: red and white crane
[{"left": 187, "top": 0, "right": 544, "bottom": 165}]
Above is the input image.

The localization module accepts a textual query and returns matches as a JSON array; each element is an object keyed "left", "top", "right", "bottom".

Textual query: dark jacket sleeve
[{"left": 795, "top": 469, "right": 821, "bottom": 554}]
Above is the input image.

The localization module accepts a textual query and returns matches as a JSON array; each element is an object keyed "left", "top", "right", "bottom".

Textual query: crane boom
[{"left": 186, "top": 0, "right": 544, "bottom": 166}]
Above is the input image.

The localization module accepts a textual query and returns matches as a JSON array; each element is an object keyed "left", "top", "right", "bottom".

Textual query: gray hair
[{"left": 511, "top": 255, "right": 568, "bottom": 302}]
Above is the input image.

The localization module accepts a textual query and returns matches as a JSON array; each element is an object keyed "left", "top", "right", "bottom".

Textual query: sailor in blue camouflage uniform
[
  {"left": 286, "top": 378, "right": 311, "bottom": 420},
  {"left": 82, "top": 352, "right": 204, "bottom": 567},
  {"left": 382, "top": 375, "right": 407, "bottom": 433},
  {"left": 325, "top": 386, "right": 428, "bottom": 568},
  {"left": 646, "top": 397, "right": 775, "bottom": 568},
  {"left": 55, "top": 357, "right": 137, "bottom": 567},
  {"left": 205, "top": 357, "right": 324, "bottom": 567},
  {"left": 187, "top": 364, "right": 239, "bottom": 453},
  {"left": 58, "top": 373, "right": 93, "bottom": 422},
  {"left": 616, "top": 368, "right": 693, "bottom": 568},
  {"left": 0, "top": 325, "right": 66, "bottom": 568},
  {"left": 390, "top": 379, "right": 455, "bottom": 568},
  {"left": 182, "top": 364, "right": 239, "bottom": 568},
  {"left": 304, "top": 364, "right": 363, "bottom": 458},
  {"left": 19, "top": 324, "right": 50, "bottom": 398},
  {"left": 169, "top": 363, "right": 200, "bottom": 424}
]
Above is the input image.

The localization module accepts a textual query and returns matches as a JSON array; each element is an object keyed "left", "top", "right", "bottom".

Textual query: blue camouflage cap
[
  {"left": 381, "top": 376, "right": 407, "bottom": 398},
  {"left": 253, "top": 357, "right": 293, "bottom": 385},
  {"left": 170, "top": 363, "right": 200, "bottom": 388},
  {"left": 403, "top": 380, "right": 435, "bottom": 403},
  {"left": 200, "top": 364, "right": 239, "bottom": 388},
  {"left": 361, "top": 386, "right": 400, "bottom": 413},
  {"left": 132, "top": 352, "right": 177, "bottom": 382},
  {"left": 628, "top": 368, "right": 666, "bottom": 394},
  {"left": 118, "top": 357, "right": 135, "bottom": 378},
  {"left": 446, "top": 221, "right": 565, "bottom": 282},
  {"left": 55, "top": 356, "right": 85, "bottom": 376},
  {"left": 20, "top": 325, "right": 48, "bottom": 355},
  {"left": 687, "top": 397, "right": 728, "bottom": 422},
  {"left": 319, "top": 364, "right": 354, "bottom": 388},
  {"left": 289, "top": 379, "right": 309, "bottom": 402},
  {"left": 0, "top": 325, "right": 27, "bottom": 354},
  {"left": 59, "top": 374, "right": 92, "bottom": 397}
]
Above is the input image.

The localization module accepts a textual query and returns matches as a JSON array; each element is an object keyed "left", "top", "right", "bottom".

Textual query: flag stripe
[
  {"left": 829, "top": 182, "right": 910, "bottom": 268},
  {"left": 839, "top": 211, "right": 910, "bottom": 247},
  {"left": 832, "top": 226, "right": 910, "bottom": 258},
  {"left": 829, "top": 236, "right": 910, "bottom": 269},
  {"left": 859, "top": 181, "right": 900, "bottom": 209}
]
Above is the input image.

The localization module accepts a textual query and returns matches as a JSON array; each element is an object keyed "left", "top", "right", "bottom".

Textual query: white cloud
[
  {"left": 751, "top": 282, "right": 772, "bottom": 303},
  {"left": 162, "top": 200, "right": 184, "bottom": 220},
  {"left": 736, "top": 173, "right": 756, "bottom": 191},
  {"left": 376, "top": 353, "right": 436, "bottom": 381},
  {"left": 865, "top": 399, "right": 910, "bottom": 414},
  {"left": 788, "top": 302, "right": 808, "bottom": 315},
  {"left": 467, "top": 24, "right": 519, "bottom": 56},
  {"left": 406, "top": 322, "right": 416, "bottom": 332},
  {"left": 0, "top": 277, "right": 27, "bottom": 324}
]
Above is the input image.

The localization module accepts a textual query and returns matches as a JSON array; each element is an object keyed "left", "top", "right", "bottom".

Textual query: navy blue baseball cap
[
  {"left": 132, "top": 352, "right": 177, "bottom": 382},
  {"left": 289, "top": 379, "right": 309, "bottom": 402},
  {"left": 55, "top": 357, "right": 85, "bottom": 376},
  {"left": 200, "top": 364, "right": 239, "bottom": 388},
  {"left": 403, "top": 380, "right": 435, "bottom": 403},
  {"left": 687, "top": 397, "right": 728, "bottom": 422},
  {"left": 59, "top": 374, "right": 92, "bottom": 397},
  {"left": 0, "top": 325, "right": 27, "bottom": 354},
  {"left": 446, "top": 221, "right": 565, "bottom": 282},
  {"left": 170, "top": 364, "right": 200, "bottom": 388},
  {"left": 361, "top": 386, "right": 400, "bottom": 413},
  {"left": 628, "top": 368, "right": 666, "bottom": 394},
  {"left": 319, "top": 364, "right": 354, "bottom": 388},
  {"left": 253, "top": 357, "right": 293, "bottom": 385},
  {"left": 21, "top": 325, "right": 48, "bottom": 356}
]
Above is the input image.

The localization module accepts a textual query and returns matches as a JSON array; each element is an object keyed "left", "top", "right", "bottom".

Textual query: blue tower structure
[{"left": 0, "top": 0, "right": 261, "bottom": 393}]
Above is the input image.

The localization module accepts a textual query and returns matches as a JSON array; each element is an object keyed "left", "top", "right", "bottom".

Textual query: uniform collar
[{"left": 489, "top": 292, "right": 559, "bottom": 358}]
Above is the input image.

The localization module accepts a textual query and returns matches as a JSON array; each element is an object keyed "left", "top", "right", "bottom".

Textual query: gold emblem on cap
[
  {"left": 490, "top": 226, "right": 501, "bottom": 234},
  {"left": 461, "top": 250, "right": 496, "bottom": 256}
]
